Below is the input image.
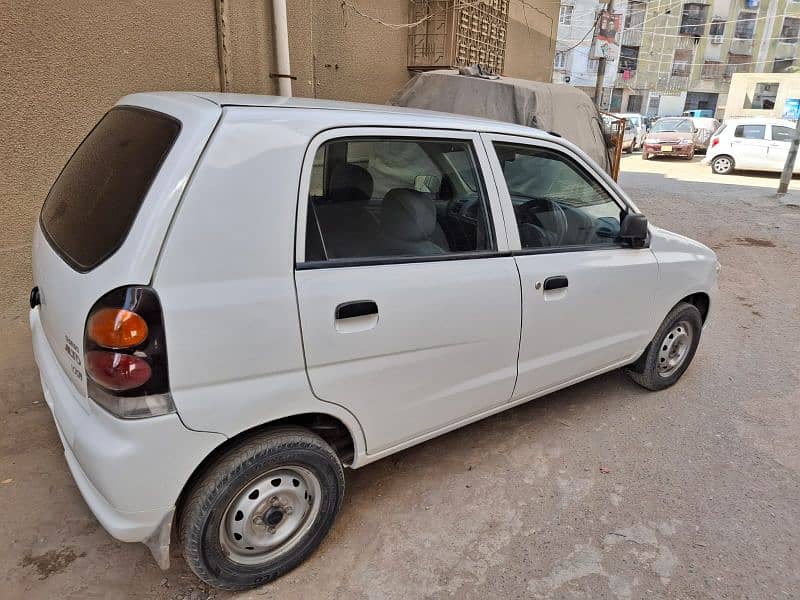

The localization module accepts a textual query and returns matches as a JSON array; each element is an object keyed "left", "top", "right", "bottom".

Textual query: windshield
[{"left": 651, "top": 118, "right": 693, "bottom": 133}]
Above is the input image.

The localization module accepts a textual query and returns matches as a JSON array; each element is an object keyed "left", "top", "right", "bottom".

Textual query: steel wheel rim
[
  {"left": 657, "top": 320, "right": 693, "bottom": 378},
  {"left": 219, "top": 466, "right": 322, "bottom": 565},
  {"left": 714, "top": 158, "right": 730, "bottom": 173}
]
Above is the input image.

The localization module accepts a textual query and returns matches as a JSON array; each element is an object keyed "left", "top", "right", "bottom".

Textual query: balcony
[
  {"left": 729, "top": 38, "right": 754, "bottom": 56},
  {"left": 620, "top": 29, "right": 643, "bottom": 47},
  {"left": 675, "top": 35, "right": 698, "bottom": 50},
  {"left": 774, "top": 42, "right": 798, "bottom": 61}
]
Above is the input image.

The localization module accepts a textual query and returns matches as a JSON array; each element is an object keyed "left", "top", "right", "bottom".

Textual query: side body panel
[{"left": 152, "top": 107, "right": 367, "bottom": 457}]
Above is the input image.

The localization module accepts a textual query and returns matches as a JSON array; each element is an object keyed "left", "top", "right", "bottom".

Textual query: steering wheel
[{"left": 516, "top": 197, "right": 568, "bottom": 246}]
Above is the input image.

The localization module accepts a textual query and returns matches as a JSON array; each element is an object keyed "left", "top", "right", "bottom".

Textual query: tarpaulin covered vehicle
[{"left": 392, "top": 69, "right": 613, "bottom": 175}]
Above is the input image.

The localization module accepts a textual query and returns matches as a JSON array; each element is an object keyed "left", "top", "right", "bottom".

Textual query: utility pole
[
  {"left": 593, "top": 1, "right": 613, "bottom": 108},
  {"left": 777, "top": 116, "right": 800, "bottom": 196}
]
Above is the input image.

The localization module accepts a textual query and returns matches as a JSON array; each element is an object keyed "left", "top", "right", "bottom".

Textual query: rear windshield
[{"left": 40, "top": 106, "right": 180, "bottom": 271}]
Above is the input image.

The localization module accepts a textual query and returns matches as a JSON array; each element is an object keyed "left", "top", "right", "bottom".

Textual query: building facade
[
  {"left": 611, "top": 0, "right": 800, "bottom": 117},
  {"left": 0, "top": 0, "right": 557, "bottom": 397},
  {"left": 552, "top": 0, "right": 630, "bottom": 102}
]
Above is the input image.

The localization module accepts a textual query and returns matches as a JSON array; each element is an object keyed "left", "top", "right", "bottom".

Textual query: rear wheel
[
  {"left": 711, "top": 155, "right": 734, "bottom": 175},
  {"left": 625, "top": 302, "right": 703, "bottom": 391},
  {"left": 179, "top": 427, "right": 345, "bottom": 591}
]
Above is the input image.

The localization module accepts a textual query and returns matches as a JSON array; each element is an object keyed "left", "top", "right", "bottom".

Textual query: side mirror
[{"left": 620, "top": 213, "right": 648, "bottom": 247}]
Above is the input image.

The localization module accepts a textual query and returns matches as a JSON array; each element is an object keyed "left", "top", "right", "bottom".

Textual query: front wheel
[
  {"left": 179, "top": 427, "right": 345, "bottom": 591},
  {"left": 625, "top": 302, "right": 703, "bottom": 391},
  {"left": 642, "top": 151, "right": 649, "bottom": 160}
]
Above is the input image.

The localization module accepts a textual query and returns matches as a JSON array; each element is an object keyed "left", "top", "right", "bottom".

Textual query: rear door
[
  {"left": 294, "top": 128, "right": 521, "bottom": 454},
  {"left": 482, "top": 133, "right": 658, "bottom": 400},
  {"left": 731, "top": 123, "right": 769, "bottom": 169},
  {"left": 32, "top": 94, "right": 220, "bottom": 400},
  {"left": 767, "top": 124, "right": 798, "bottom": 173}
]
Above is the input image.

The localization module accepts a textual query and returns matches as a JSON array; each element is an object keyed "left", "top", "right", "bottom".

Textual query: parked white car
[
  {"left": 704, "top": 117, "right": 799, "bottom": 175},
  {"left": 30, "top": 93, "right": 719, "bottom": 590},
  {"left": 615, "top": 112, "right": 646, "bottom": 150}
]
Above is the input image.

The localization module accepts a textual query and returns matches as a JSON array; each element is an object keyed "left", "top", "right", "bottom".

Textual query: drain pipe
[{"left": 271, "top": 0, "right": 293, "bottom": 96}]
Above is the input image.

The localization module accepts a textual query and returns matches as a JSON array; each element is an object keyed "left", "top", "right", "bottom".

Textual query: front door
[
  {"left": 482, "top": 134, "right": 659, "bottom": 400},
  {"left": 295, "top": 129, "right": 521, "bottom": 454}
]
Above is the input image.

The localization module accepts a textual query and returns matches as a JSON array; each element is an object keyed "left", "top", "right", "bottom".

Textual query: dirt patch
[
  {"left": 20, "top": 546, "right": 86, "bottom": 580},
  {"left": 734, "top": 237, "right": 776, "bottom": 247}
]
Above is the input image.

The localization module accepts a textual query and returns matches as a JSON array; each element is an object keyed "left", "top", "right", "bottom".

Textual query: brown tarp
[{"left": 392, "top": 70, "right": 612, "bottom": 174}]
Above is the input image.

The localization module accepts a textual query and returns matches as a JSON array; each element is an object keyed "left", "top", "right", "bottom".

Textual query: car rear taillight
[
  {"left": 711, "top": 137, "right": 719, "bottom": 148},
  {"left": 84, "top": 286, "right": 175, "bottom": 419}
]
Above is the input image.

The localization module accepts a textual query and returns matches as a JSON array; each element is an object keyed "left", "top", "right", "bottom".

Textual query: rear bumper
[{"left": 30, "top": 308, "right": 225, "bottom": 543}]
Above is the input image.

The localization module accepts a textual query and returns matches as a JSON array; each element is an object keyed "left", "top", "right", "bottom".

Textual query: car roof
[
  {"left": 186, "top": 91, "right": 557, "bottom": 137},
  {"left": 722, "top": 117, "right": 795, "bottom": 126}
]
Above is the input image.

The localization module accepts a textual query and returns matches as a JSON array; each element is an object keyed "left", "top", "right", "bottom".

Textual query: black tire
[
  {"left": 179, "top": 427, "right": 345, "bottom": 591},
  {"left": 711, "top": 155, "right": 734, "bottom": 175},
  {"left": 642, "top": 151, "right": 649, "bottom": 160},
  {"left": 625, "top": 302, "right": 703, "bottom": 391}
]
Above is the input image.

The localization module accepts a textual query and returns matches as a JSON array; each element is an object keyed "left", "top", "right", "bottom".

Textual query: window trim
[
  {"left": 479, "top": 133, "right": 640, "bottom": 254},
  {"left": 294, "top": 127, "right": 510, "bottom": 268}
]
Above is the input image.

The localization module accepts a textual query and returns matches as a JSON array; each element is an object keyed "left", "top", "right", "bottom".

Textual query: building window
[
  {"left": 680, "top": 3, "right": 708, "bottom": 36},
  {"left": 554, "top": 51, "right": 568, "bottom": 69},
  {"left": 709, "top": 19, "right": 725, "bottom": 37},
  {"left": 618, "top": 45, "right": 639, "bottom": 72},
  {"left": 780, "top": 17, "right": 800, "bottom": 43},
  {"left": 672, "top": 49, "right": 693, "bottom": 76},
  {"left": 744, "top": 82, "right": 779, "bottom": 109},
  {"left": 624, "top": 0, "right": 645, "bottom": 30},
  {"left": 587, "top": 58, "right": 599, "bottom": 72},
  {"left": 559, "top": 5, "right": 574, "bottom": 25},
  {"left": 701, "top": 61, "right": 724, "bottom": 79},
  {"left": 773, "top": 58, "right": 795, "bottom": 73},
  {"left": 734, "top": 11, "right": 756, "bottom": 39}
]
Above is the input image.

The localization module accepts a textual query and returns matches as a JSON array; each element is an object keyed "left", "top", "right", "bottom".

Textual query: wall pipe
[{"left": 271, "top": 0, "right": 293, "bottom": 96}]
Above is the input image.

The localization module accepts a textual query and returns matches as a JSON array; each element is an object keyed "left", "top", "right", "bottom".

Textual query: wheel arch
[{"left": 176, "top": 412, "right": 357, "bottom": 520}]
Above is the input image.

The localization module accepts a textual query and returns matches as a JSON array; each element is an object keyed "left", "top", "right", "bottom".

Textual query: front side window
[
  {"left": 772, "top": 126, "right": 796, "bottom": 143},
  {"left": 734, "top": 124, "right": 766, "bottom": 139},
  {"left": 493, "top": 143, "right": 624, "bottom": 250},
  {"left": 304, "top": 137, "right": 494, "bottom": 262}
]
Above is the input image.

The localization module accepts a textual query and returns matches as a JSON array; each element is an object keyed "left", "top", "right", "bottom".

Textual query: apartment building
[
  {"left": 553, "top": 0, "right": 629, "bottom": 101},
  {"left": 611, "top": 0, "right": 800, "bottom": 117}
]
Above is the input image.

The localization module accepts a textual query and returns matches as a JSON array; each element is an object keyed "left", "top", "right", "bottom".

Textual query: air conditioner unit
[{"left": 710, "top": 34, "right": 723, "bottom": 44}]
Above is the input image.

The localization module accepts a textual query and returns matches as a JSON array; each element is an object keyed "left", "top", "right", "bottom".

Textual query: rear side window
[
  {"left": 41, "top": 107, "right": 180, "bottom": 271},
  {"left": 734, "top": 124, "right": 765, "bottom": 140},
  {"left": 304, "top": 137, "right": 494, "bottom": 262}
]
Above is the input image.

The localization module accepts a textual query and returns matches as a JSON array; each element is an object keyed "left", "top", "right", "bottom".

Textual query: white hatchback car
[
  {"left": 31, "top": 93, "right": 718, "bottom": 590},
  {"left": 705, "top": 117, "right": 799, "bottom": 175}
]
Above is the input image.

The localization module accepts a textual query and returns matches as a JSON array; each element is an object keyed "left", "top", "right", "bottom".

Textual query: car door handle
[
  {"left": 335, "top": 300, "right": 378, "bottom": 320},
  {"left": 543, "top": 276, "right": 568, "bottom": 291}
]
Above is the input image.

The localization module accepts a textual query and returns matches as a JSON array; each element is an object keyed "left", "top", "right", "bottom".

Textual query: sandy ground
[{"left": 2, "top": 154, "right": 799, "bottom": 599}]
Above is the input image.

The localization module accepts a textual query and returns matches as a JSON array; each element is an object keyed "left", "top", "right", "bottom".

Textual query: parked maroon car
[{"left": 642, "top": 117, "right": 697, "bottom": 160}]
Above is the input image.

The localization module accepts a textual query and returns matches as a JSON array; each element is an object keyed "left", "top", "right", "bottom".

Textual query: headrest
[
  {"left": 328, "top": 163, "right": 374, "bottom": 204},
  {"left": 381, "top": 188, "right": 436, "bottom": 242}
]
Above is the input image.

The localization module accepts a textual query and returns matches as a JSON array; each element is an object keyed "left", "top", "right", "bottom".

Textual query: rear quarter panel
[{"left": 152, "top": 107, "right": 366, "bottom": 455}]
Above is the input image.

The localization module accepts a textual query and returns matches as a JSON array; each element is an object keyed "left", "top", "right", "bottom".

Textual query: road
[{"left": 2, "top": 155, "right": 799, "bottom": 599}]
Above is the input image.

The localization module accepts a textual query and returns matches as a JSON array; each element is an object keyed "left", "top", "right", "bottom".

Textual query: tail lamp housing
[
  {"left": 84, "top": 286, "right": 175, "bottom": 419},
  {"left": 711, "top": 137, "right": 719, "bottom": 148}
]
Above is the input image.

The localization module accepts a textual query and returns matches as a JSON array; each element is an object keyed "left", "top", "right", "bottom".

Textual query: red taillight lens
[
  {"left": 87, "top": 307, "right": 148, "bottom": 349},
  {"left": 711, "top": 137, "right": 719, "bottom": 148},
  {"left": 85, "top": 351, "right": 152, "bottom": 391},
  {"left": 84, "top": 286, "right": 174, "bottom": 419}
]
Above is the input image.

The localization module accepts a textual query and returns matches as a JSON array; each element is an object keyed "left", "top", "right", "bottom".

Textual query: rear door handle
[
  {"left": 543, "top": 276, "right": 568, "bottom": 291},
  {"left": 335, "top": 300, "right": 378, "bottom": 320}
]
